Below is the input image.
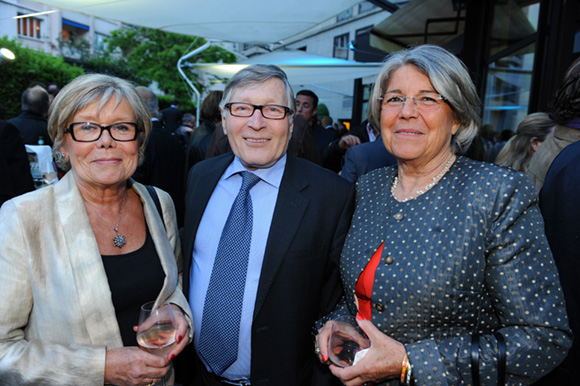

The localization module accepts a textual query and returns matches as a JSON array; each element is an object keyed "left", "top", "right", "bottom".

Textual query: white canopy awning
[
  {"left": 28, "top": 0, "right": 364, "bottom": 44},
  {"left": 192, "top": 50, "right": 383, "bottom": 86}
]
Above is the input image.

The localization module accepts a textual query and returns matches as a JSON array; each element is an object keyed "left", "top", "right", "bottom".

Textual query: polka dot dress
[{"left": 336, "top": 156, "right": 571, "bottom": 385}]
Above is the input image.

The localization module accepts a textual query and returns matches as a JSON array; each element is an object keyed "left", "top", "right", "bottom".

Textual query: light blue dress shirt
[{"left": 189, "top": 155, "right": 286, "bottom": 380}]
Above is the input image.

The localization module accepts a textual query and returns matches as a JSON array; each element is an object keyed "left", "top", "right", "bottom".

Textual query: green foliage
[
  {"left": 0, "top": 36, "right": 84, "bottom": 119},
  {"left": 105, "top": 27, "right": 236, "bottom": 110},
  {"left": 317, "top": 103, "right": 330, "bottom": 119}
]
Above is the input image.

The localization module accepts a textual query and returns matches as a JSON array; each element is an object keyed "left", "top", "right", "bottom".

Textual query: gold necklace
[
  {"left": 91, "top": 190, "right": 128, "bottom": 248},
  {"left": 391, "top": 154, "right": 456, "bottom": 202}
]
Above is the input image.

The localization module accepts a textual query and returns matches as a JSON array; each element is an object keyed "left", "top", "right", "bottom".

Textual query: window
[
  {"left": 359, "top": 2, "right": 378, "bottom": 14},
  {"left": 482, "top": 1, "right": 540, "bottom": 132},
  {"left": 337, "top": 8, "right": 353, "bottom": 22},
  {"left": 17, "top": 14, "right": 41, "bottom": 39},
  {"left": 333, "top": 33, "right": 350, "bottom": 59}
]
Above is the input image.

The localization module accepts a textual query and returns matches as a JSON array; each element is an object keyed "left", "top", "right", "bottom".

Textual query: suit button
[
  {"left": 375, "top": 303, "right": 385, "bottom": 312},
  {"left": 393, "top": 213, "right": 404, "bottom": 221},
  {"left": 385, "top": 256, "right": 394, "bottom": 264}
]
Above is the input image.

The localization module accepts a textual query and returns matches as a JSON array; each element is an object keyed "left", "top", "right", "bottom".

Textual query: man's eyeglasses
[
  {"left": 64, "top": 122, "right": 140, "bottom": 142},
  {"left": 379, "top": 93, "right": 447, "bottom": 111},
  {"left": 225, "top": 102, "right": 291, "bottom": 120}
]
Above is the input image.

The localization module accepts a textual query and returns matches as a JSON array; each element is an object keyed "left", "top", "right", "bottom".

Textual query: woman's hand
[
  {"left": 329, "top": 317, "right": 407, "bottom": 386},
  {"left": 104, "top": 347, "right": 170, "bottom": 386},
  {"left": 166, "top": 304, "right": 191, "bottom": 361},
  {"left": 315, "top": 320, "right": 334, "bottom": 364}
]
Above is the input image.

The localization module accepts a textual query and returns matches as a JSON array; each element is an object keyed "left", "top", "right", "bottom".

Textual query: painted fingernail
[
  {"left": 356, "top": 313, "right": 364, "bottom": 321},
  {"left": 322, "top": 354, "right": 327, "bottom": 362},
  {"left": 169, "top": 354, "right": 175, "bottom": 361},
  {"left": 177, "top": 335, "right": 182, "bottom": 342}
]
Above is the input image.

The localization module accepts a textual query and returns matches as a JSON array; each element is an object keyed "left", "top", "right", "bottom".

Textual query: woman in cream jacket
[{"left": 0, "top": 74, "right": 192, "bottom": 386}]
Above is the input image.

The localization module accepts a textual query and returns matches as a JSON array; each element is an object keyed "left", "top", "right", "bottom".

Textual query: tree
[
  {"left": 104, "top": 27, "right": 236, "bottom": 111},
  {"left": 0, "top": 36, "right": 84, "bottom": 119}
]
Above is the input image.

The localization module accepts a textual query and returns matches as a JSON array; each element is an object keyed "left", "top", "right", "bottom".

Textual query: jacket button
[
  {"left": 385, "top": 256, "right": 394, "bottom": 264},
  {"left": 375, "top": 303, "right": 385, "bottom": 312},
  {"left": 393, "top": 213, "right": 404, "bottom": 221}
]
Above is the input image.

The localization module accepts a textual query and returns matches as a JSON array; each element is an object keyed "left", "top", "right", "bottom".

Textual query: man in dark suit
[
  {"left": 340, "top": 135, "right": 397, "bottom": 183},
  {"left": 181, "top": 64, "right": 353, "bottom": 386},
  {"left": 8, "top": 85, "right": 53, "bottom": 147},
  {"left": 0, "top": 120, "right": 35, "bottom": 207},
  {"left": 133, "top": 87, "right": 185, "bottom": 226},
  {"left": 161, "top": 98, "right": 184, "bottom": 133}
]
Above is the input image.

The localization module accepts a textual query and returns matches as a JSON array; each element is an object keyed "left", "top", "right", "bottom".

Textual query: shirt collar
[{"left": 224, "top": 154, "right": 287, "bottom": 189}]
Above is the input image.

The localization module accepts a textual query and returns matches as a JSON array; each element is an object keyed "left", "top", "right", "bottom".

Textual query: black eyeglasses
[
  {"left": 64, "top": 122, "right": 141, "bottom": 142},
  {"left": 225, "top": 102, "right": 291, "bottom": 120}
]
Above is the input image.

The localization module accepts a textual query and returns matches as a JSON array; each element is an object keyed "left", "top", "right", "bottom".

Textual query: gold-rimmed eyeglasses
[
  {"left": 378, "top": 93, "right": 447, "bottom": 111},
  {"left": 64, "top": 122, "right": 140, "bottom": 142}
]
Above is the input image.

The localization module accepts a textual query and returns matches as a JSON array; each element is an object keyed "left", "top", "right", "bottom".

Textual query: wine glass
[
  {"left": 328, "top": 315, "right": 371, "bottom": 368},
  {"left": 136, "top": 301, "right": 177, "bottom": 385}
]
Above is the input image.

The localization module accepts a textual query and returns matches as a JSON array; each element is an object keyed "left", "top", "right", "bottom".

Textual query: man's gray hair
[
  {"left": 220, "top": 64, "right": 295, "bottom": 122},
  {"left": 369, "top": 44, "right": 482, "bottom": 154},
  {"left": 22, "top": 86, "right": 50, "bottom": 116}
]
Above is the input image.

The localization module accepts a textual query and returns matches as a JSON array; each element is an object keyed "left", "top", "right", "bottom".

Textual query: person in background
[
  {"left": 495, "top": 112, "right": 555, "bottom": 174},
  {"left": 0, "top": 74, "right": 192, "bottom": 386},
  {"left": 180, "top": 64, "right": 354, "bottom": 386},
  {"left": 0, "top": 119, "right": 35, "bottom": 207},
  {"left": 186, "top": 91, "right": 223, "bottom": 172},
  {"left": 161, "top": 98, "right": 184, "bottom": 133},
  {"left": 340, "top": 116, "right": 397, "bottom": 183},
  {"left": 133, "top": 87, "right": 186, "bottom": 228},
  {"left": 538, "top": 139, "right": 580, "bottom": 385},
  {"left": 527, "top": 56, "right": 580, "bottom": 191},
  {"left": 47, "top": 82, "right": 60, "bottom": 103},
  {"left": 176, "top": 112, "right": 196, "bottom": 147},
  {"left": 315, "top": 44, "right": 571, "bottom": 386},
  {"left": 8, "top": 85, "right": 53, "bottom": 147},
  {"left": 296, "top": 89, "right": 341, "bottom": 159}
]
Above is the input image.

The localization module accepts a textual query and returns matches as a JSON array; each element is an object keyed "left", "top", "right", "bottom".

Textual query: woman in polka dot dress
[{"left": 315, "top": 45, "right": 572, "bottom": 386}]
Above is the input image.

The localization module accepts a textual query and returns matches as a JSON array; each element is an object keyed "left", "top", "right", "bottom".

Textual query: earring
[{"left": 56, "top": 152, "right": 68, "bottom": 161}]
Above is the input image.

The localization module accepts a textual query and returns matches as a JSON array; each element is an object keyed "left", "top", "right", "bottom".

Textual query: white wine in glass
[{"left": 136, "top": 301, "right": 177, "bottom": 385}]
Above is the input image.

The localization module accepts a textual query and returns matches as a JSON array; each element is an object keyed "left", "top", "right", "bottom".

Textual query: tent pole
[{"left": 177, "top": 40, "right": 215, "bottom": 127}]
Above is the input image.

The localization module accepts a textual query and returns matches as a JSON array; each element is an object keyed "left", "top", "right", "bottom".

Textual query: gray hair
[
  {"left": 48, "top": 74, "right": 151, "bottom": 171},
  {"left": 135, "top": 86, "right": 159, "bottom": 117},
  {"left": 369, "top": 44, "right": 481, "bottom": 154},
  {"left": 220, "top": 64, "right": 295, "bottom": 123}
]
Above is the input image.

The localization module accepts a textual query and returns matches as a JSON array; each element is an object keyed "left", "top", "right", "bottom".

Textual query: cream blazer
[{"left": 0, "top": 172, "right": 192, "bottom": 385}]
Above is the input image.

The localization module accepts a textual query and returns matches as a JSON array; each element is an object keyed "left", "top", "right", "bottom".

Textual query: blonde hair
[
  {"left": 495, "top": 112, "right": 556, "bottom": 173},
  {"left": 48, "top": 74, "right": 151, "bottom": 171}
]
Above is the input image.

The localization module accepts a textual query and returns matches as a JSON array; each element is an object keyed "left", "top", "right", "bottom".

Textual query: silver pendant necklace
[
  {"left": 92, "top": 190, "right": 128, "bottom": 248},
  {"left": 391, "top": 154, "right": 456, "bottom": 202}
]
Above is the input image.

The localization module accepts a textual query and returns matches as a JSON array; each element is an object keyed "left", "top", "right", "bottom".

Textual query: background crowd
[{"left": 1, "top": 44, "right": 579, "bottom": 386}]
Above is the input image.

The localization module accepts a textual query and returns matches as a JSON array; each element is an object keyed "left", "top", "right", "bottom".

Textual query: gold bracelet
[{"left": 400, "top": 353, "right": 410, "bottom": 384}]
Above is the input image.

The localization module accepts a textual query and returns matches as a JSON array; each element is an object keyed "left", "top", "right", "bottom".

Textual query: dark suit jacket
[
  {"left": 340, "top": 137, "right": 397, "bottom": 183},
  {"left": 538, "top": 140, "right": 580, "bottom": 385},
  {"left": 133, "top": 120, "right": 185, "bottom": 226},
  {"left": 161, "top": 106, "right": 184, "bottom": 133},
  {"left": 182, "top": 154, "right": 354, "bottom": 386},
  {"left": 8, "top": 112, "right": 53, "bottom": 147},
  {"left": 0, "top": 120, "right": 35, "bottom": 207}
]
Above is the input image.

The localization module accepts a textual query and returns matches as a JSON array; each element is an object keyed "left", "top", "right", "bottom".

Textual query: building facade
[{"left": 0, "top": 0, "right": 122, "bottom": 59}]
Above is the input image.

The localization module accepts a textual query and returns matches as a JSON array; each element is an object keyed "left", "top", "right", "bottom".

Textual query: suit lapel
[
  {"left": 54, "top": 173, "right": 123, "bottom": 347},
  {"left": 253, "top": 156, "right": 309, "bottom": 319},
  {"left": 183, "top": 154, "right": 233, "bottom": 294}
]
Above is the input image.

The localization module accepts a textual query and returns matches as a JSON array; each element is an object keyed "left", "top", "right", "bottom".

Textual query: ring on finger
[
  {"left": 148, "top": 379, "right": 155, "bottom": 386},
  {"left": 314, "top": 346, "right": 321, "bottom": 356}
]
